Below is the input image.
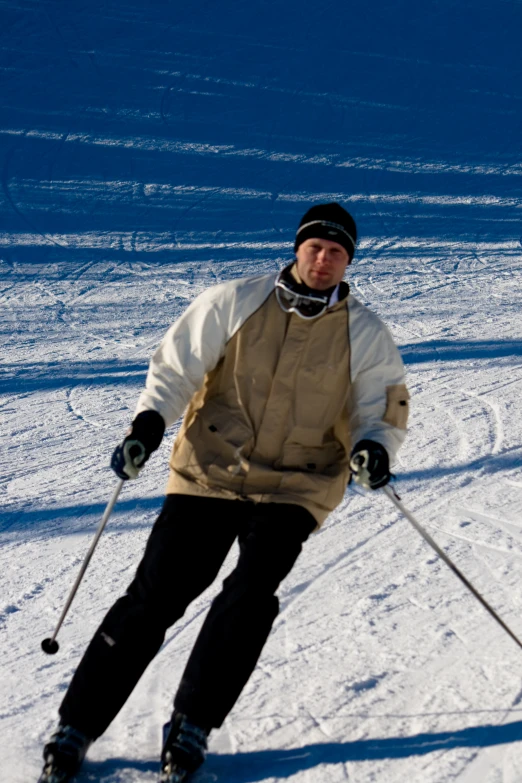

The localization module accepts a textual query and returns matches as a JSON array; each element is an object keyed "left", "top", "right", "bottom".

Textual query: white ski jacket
[{"left": 135, "top": 269, "right": 409, "bottom": 525}]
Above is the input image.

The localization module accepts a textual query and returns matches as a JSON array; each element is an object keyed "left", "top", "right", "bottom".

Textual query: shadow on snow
[
  {"left": 2, "top": 358, "right": 148, "bottom": 394},
  {"left": 0, "top": 494, "right": 164, "bottom": 537},
  {"left": 3, "top": 337, "right": 522, "bottom": 396},
  {"left": 401, "top": 339, "right": 522, "bottom": 364},
  {"left": 396, "top": 443, "right": 522, "bottom": 484},
  {"left": 83, "top": 719, "right": 522, "bottom": 781}
]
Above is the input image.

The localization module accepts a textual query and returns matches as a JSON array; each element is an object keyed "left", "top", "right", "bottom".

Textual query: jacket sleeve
[
  {"left": 133, "top": 286, "right": 231, "bottom": 428},
  {"left": 349, "top": 300, "right": 409, "bottom": 464},
  {"left": 134, "top": 275, "right": 275, "bottom": 427}
]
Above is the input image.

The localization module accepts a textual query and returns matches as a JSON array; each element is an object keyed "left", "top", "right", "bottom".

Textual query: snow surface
[{"left": 1, "top": 0, "right": 522, "bottom": 780}]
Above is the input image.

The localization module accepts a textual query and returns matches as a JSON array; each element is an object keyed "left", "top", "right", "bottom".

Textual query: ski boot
[
  {"left": 160, "top": 712, "right": 209, "bottom": 783},
  {"left": 38, "top": 723, "right": 91, "bottom": 783}
]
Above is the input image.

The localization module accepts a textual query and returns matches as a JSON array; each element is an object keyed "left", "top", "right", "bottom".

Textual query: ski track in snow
[{"left": 2, "top": 0, "right": 522, "bottom": 781}]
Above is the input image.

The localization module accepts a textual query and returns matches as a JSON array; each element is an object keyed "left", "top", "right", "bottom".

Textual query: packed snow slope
[{"left": 1, "top": 0, "right": 522, "bottom": 781}]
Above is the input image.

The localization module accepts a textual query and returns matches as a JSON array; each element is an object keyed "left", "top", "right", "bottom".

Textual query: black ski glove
[
  {"left": 111, "top": 410, "right": 166, "bottom": 480},
  {"left": 349, "top": 439, "right": 391, "bottom": 490}
]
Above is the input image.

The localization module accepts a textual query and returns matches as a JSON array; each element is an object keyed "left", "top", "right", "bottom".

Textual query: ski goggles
[{"left": 275, "top": 275, "right": 330, "bottom": 320}]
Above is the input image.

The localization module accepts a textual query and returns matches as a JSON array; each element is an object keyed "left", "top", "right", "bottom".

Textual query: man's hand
[
  {"left": 111, "top": 410, "right": 166, "bottom": 480},
  {"left": 350, "top": 439, "right": 391, "bottom": 490}
]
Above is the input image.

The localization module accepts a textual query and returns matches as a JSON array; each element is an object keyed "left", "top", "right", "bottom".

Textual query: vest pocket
[
  {"left": 171, "top": 396, "right": 253, "bottom": 484},
  {"left": 383, "top": 384, "right": 410, "bottom": 430},
  {"left": 197, "top": 396, "right": 252, "bottom": 447},
  {"left": 277, "top": 427, "right": 345, "bottom": 475},
  {"left": 191, "top": 397, "right": 253, "bottom": 474}
]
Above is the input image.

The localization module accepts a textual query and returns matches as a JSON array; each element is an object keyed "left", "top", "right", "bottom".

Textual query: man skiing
[{"left": 39, "top": 202, "right": 410, "bottom": 783}]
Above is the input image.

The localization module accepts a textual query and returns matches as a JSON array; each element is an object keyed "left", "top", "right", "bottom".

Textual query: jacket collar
[{"left": 288, "top": 262, "right": 349, "bottom": 307}]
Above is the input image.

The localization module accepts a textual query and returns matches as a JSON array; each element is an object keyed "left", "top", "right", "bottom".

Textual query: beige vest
[{"left": 166, "top": 291, "right": 352, "bottom": 525}]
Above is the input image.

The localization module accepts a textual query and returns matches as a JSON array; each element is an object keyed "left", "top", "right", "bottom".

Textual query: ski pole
[
  {"left": 382, "top": 484, "right": 522, "bottom": 652},
  {"left": 41, "top": 479, "right": 125, "bottom": 655}
]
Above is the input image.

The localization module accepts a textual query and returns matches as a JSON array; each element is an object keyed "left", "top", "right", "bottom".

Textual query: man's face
[{"left": 295, "top": 238, "right": 351, "bottom": 290}]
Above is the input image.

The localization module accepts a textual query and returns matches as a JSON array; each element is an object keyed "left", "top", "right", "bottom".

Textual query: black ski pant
[{"left": 59, "top": 493, "right": 316, "bottom": 738}]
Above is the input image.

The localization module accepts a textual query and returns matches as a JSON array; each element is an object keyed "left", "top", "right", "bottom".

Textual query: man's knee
[
  {"left": 100, "top": 592, "right": 179, "bottom": 643},
  {"left": 126, "top": 560, "right": 223, "bottom": 628}
]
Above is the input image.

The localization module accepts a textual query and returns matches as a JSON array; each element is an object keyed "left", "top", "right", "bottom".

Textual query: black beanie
[{"left": 294, "top": 202, "right": 357, "bottom": 258}]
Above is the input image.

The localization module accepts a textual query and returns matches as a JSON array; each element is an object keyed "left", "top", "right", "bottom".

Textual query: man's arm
[
  {"left": 135, "top": 273, "right": 276, "bottom": 426},
  {"left": 348, "top": 300, "right": 409, "bottom": 486},
  {"left": 350, "top": 327, "right": 409, "bottom": 463},
  {"left": 134, "top": 286, "right": 231, "bottom": 427},
  {"left": 112, "top": 274, "right": 276, "bottom": 480},
  {"left": 112, "top": 288, "right": 230, "bottom": 480}
]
